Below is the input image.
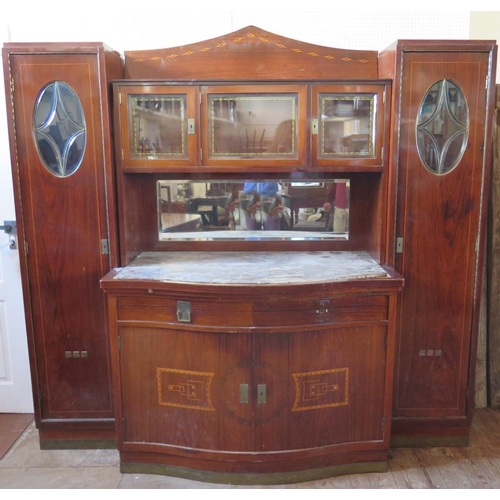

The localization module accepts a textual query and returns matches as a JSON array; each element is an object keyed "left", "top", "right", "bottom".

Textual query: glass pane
[
  {"left": 129, "top": 95, "right": 187, "bottom": 159},
  {"left": 416, "top": 79, "right": 468, "bottom": 175},
  {"left": 208, "top": 94, "right": 298, "bottom": 158},
  {"left": 157, "top": 179, "right": 350, "bottom": 242},
  {"left": 319, "top": 95, "right": 376, "bottom": 158},
  {"left": 33, "top": 81, "right": 86, "bottom": 177}
]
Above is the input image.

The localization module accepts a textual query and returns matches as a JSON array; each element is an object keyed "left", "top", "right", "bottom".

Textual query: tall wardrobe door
[
  {"left": 394, "top": 52, "right": 490, "bottom": 418},
  {"left": 10, "top": 54, "right": 113, "bottom": 419}
]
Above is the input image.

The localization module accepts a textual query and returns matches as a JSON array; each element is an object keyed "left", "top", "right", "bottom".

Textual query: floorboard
[
  {"left": 0, "top": 413, "right": 34, "bottom": 460},
  {"left": 1, "top": 409, "right": 500, "bottom": 488}
]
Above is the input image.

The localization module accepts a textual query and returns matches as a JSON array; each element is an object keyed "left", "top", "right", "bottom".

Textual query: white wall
[{"left": 2, "top": 8, "right": 474, "bottom": 53}]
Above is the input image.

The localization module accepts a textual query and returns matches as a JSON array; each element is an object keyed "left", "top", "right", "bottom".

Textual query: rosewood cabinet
[
  {"left": 2, "top": 43, "right": 123, "bottom": 448},
  {"left": 379, "top": 40, "right": 497, "bottom": 445},
  {"left": 101, "top": 251, "right": 402, "bottom": 483},
  {"left": 3, "top": 26, "right": 497, "bottom": 483},
  {"left": 117, "top": 85, "right": 199, "bottom": 171},
  {"left": 114, "top": 81, "right": 390, "bottom": 173}
]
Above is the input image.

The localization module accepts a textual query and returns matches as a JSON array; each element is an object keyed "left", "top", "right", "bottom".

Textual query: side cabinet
[
  {"left": 379, "top": 40, "right": 497, "bottom": 445},
  {"left": 2, "top": 43, "right": 123, "bottom": 448}
]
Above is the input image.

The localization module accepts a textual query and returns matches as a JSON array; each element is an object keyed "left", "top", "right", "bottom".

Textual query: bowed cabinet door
[
  {"left": 391, "top": 46, "right": 496, "bottom": 443},
  {"left": 4, "top": 45, "right": 121, "bottom": 446}
]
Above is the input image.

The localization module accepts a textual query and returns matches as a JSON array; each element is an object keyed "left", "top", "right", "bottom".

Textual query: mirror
[{"left": 158, "top": 179, "right": 349, "bottom": 241}]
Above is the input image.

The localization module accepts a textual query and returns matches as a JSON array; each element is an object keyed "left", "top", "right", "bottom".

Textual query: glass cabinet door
[
  {"left": 201, "top": 85, "right": 307, "bottom": 169},
  {"left": 117, "top": 85, "right": 198, "bottom": 171},
  {"left": 311, "top": 85, "right": 388, "bottom": 169}
]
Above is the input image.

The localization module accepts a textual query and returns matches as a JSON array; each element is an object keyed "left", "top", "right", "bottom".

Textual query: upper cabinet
[
  {"left": 115, "top": 82, "right": 389, "bottom": 173},
  {"left": 116, "top": 26, "right": 386, "bottom": 174},
  {"left": 116, "top": 85, "right": 199, "bottom": 171},
  {"left": 311, "top": 84, "right": 389, "bottom": 169}
]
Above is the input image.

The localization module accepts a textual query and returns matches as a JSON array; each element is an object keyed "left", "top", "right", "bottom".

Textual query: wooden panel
[
  {"left": 119, "top": 326, "right": 254, "bottom": 452},
  {"left": 254, "top": 326, "right": 388, "bottom": 452},
  {"left": 253, "top": 294, "right": 388, "bottom": 327},
  {"left": 393, "top": 52, "right": 490, "bottom": 417},
  {"left": 124, "top": 26, "right": 378, "bottom": 81},
  {"left": 116, "top": 295, "right": 252, "bottom": 327},
  {"left": 488, "top": 85, "right": 500, "bottom": 408},
  {"left": 9, "top": 53, "right": 114, "bottom": 419}
]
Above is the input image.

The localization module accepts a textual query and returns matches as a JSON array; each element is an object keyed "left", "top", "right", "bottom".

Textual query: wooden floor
[
  {"left": 0, "top": 408, "right": 499, "bottom": 488},
  {"left": 0, "top": 413, "right": 33, "bottom": 460}
]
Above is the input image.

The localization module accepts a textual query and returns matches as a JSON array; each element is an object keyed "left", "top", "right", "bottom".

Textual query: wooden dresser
[
  {"left": 2, "top": 26, "right": 496, "bottom": 482},
  {"left": 101, "top": 251, "right": 402, "bottom": 483}
]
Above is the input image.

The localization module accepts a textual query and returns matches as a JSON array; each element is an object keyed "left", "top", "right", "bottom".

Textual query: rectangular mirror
[{"left": 157, "top": 179, "right": 349, "bottom": 241}]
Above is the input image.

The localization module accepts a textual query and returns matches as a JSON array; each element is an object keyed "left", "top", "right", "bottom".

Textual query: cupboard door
[
  {"left": 254, "top": 325, "right": 389, "bottom": 452},
  {"left": 119, "top": 326, "right": 254, "bottom": 452},
  {"left": 201, "top": 85, "right": 308, "bottom": 170},
  {"left": 394, "top": 51, "right": 491, "bottom": 418},
  {"left": 311, "top": 84, "right": 388, "bottom": 169},
  {"left": 116, "top": 85, "right": 199, "bottom": 171},
  {"left": 9, "top": 53, "right": 115, "bottom": 419}
]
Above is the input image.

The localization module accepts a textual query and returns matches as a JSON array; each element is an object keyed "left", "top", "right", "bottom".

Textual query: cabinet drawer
[
  {"left": 253, "top": 294, "right": 388, "bottom": 327},
  {"left": 116, "top": 295, "right": 253, "bottom": 327}
]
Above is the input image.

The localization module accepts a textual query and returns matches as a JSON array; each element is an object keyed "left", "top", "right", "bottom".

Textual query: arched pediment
[{"left": 124, "top": 25, "right": 378, "bottom": 80}]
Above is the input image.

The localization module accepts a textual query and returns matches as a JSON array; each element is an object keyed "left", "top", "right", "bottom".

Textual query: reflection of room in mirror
[{"left": 157, "top": 179, "right": 349, "bottom": 241}]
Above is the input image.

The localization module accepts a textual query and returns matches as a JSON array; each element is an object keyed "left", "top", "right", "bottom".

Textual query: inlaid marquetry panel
[
  {"left": 292, "top": 367, "right": 349, "bottom": 411},
  {"left": 157, "top": 367, "right": 215, "bottom": 411}
]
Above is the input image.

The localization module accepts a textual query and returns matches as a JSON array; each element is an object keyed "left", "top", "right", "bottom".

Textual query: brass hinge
[
  {"left": 119, "top": 92, "right": 122, "bottom": 105},
  {"left": 10, "top": 76, "right": 14, "bottom": 94}
]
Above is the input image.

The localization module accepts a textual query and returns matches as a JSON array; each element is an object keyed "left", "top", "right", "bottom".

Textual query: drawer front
[
  {"left": 253, "top": 294, "right": 389, "bottom": 327},
  {"left": 116, "top": 295, "right": 253, "bottom": 327}
]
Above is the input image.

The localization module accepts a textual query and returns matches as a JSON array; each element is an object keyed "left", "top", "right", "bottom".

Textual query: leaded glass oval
[
  {"left": 33, "top": 81, "right": 86, "bottom": 177},
  {"left": 416, "top": 79, "right": 468, "bottom": 175}
]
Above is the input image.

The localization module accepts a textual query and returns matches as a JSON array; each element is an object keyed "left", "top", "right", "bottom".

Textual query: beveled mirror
[{"left": 157, "top": 179, "right": 350, "bottom": 241}]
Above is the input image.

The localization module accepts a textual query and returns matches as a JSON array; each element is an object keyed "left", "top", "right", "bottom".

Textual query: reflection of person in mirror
[
  {"left": 323, "top": 182, "right": 349, "bottom": 233},
  {"left": 243, "top": 182, "right": 283, "bottom": 230}
]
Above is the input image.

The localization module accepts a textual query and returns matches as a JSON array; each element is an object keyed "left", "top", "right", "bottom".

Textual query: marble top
[{"left": 113, "top": 251, "right": 389, "bottom": 285}]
